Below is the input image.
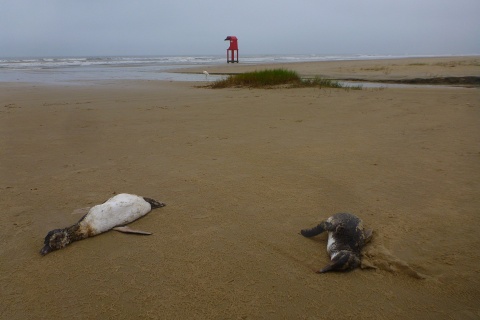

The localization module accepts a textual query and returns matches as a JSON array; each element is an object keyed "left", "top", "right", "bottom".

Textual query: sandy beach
[{"left": 1, "top": 57, "right": 479, "bottom": 319}]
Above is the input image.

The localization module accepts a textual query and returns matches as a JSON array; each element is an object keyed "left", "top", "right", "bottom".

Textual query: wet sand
[
  {"left": 176, "top": 55, "right": 480, "bottom": 83},
  {"left": 1, "top": 57, "right": 480, "bottom": 319}
]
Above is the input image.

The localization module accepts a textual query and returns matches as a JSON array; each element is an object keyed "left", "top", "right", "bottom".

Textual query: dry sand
[{"left": 1, "top": 57, "right": 479, "bottom": 319}]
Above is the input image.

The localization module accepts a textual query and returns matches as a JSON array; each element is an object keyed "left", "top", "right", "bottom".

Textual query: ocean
[{"left": 0, "top": 54, "right": 447, "bottom": 84}]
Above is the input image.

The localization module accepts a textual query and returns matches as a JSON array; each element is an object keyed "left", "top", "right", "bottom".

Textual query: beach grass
[
  {"left": 210, "top": 69, "right": 360, "bottom": 89},
  {"left": 294, "top": 76, "right": 344, "bottom": 88}
]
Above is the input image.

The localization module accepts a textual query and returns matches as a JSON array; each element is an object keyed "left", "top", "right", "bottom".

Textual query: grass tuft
[
  {"left": 209, "top": 69, "right": 360, "bottom": 89},
  {"left": 210, "top": 69, "right": 299, "bottom": 88}
]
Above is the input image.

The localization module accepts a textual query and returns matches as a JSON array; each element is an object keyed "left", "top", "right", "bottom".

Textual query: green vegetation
[
  {"left": 295, "top": 76, "right": 345, "bottom": 88},
  {"left": 210, "top": 69, "right": 298, "bottom": 88},
  {"left": 209, "top": 69, "right": 361, "bottom": 89}
]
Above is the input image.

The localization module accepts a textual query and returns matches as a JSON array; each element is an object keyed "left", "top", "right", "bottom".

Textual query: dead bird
[
  {"left": 40, "top": 193, "right": 165, "bottom": 255},
  {"left": 300, "top": 213, "right": 372, "bottom": 273}
]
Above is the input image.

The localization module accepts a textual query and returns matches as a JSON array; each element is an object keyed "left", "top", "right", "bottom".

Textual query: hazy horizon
[
  {"left": 1, "top": 0, "right": 479, "bottom": 58},
  {"left": 2, "top": 53, "right": 479, "bottom": 60}
]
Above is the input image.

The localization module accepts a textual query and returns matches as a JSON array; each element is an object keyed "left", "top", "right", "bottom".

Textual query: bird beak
[{"left": 40, "top": 245, "right": 53, "bottom": 256}]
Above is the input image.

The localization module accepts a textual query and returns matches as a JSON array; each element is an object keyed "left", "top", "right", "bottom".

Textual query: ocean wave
[
  {"left": 1, "top": 54, "right": 428, "bottom": 70},
  {"left": 0, "top": 55, "right": 230, "bottom": 70}
]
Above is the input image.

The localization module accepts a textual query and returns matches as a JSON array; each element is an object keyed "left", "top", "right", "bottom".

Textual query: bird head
[{"left": 40, "top": 229, "right": 69, "bottom": 256}]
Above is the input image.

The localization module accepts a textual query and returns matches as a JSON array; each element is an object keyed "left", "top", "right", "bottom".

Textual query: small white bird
[
  {"left": 203, "top": 70, "right": 209, "bottom": 80},
  {"left": 40, "top": 193, "right": 166, "bottom": 255}
]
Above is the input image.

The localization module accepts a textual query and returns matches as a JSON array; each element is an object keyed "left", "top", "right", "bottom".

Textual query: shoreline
[{"left": 1, "top": 55, "right": 479, "bottom": 86}]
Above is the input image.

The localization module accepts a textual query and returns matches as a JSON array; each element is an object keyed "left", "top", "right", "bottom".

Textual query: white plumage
[
  {"left": 82, "top": 194, "right": 152, "bottom": 234},
  {"left": 40, "top": 193, "right": 165, "bottom": 255}
]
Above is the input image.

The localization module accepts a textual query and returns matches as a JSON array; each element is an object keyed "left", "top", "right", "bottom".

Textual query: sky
[{"left": 1, "top": 0, "right": 479, "bottom": 58}]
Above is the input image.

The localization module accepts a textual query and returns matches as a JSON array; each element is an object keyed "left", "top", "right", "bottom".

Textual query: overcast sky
[{"left": 1, "top": 0, "right": 479, "bottom": 58}]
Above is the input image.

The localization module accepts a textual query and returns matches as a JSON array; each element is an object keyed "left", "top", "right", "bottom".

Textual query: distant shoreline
[
  {"left": 1, "top": 55, "right": 478, "bottom": 85},
  {"left": 172, "top": 55, "right": 480, "bottom": 87}
]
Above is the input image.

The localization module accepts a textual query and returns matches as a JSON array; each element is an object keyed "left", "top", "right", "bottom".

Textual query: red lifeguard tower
[{"left": 225, "top": 36, "right": 238, "bottom": 63}]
